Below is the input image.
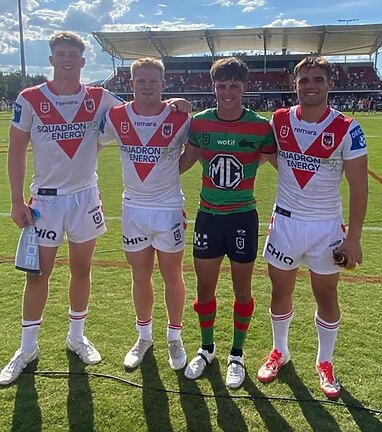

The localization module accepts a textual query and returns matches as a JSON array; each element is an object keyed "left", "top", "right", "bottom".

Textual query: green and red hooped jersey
[{"left": 189, "top": 108, "right": 276, "bottom": 215}]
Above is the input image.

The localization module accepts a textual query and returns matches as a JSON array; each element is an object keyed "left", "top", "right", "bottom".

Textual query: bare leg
[
  {"left": 310, "top": 271, "right": 340, "bottom": 322},
  {"left": 125, "top": 247, "right": 155, "bottom": 321},
  {"left": 68, "top": 239, "right": 96, "bottom": 312},
  {"left": 23, "top": 246, "right": 58, "bottom": 320},
  {"left": 157, "top": 249, "right": 185, "bottom": 326},
  {"left": 268, "top": 264, "right": 298, "bottom": 315},
  {"left": 193, "top": 256, "right": 223, "bottom": 303}
]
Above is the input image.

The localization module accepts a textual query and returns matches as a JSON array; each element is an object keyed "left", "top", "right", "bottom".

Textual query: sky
[{"left": 0, "top": 0, "right": 381, "bottom": 84}]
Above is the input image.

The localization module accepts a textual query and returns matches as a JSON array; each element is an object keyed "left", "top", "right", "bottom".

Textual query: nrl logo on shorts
[
  {"left": 92, "top": 212, "right": 103, "bottom": 225},
  {"left": 236, "top": 236, "right": 245, "bottom": 250},
  {"left": 321, "top": 132, "right": 335, "bottom": 150},
  {"left": 84, "top": 98, "right": 95, "bottom": 113},
  {"left": 162, "top": 123, "right": 173, "bottom": 138},
  {"left": 173, "top": 229, "right": 181, "bottom": 242},
  {"left": 40, "top": 101, "right": 51, "bottom": 114},
  {"left": 280, "top": 125, "right": 290, "bottom": 139},
  {"left": 120, "top": 121, "right": 130, "bottom": 134}
]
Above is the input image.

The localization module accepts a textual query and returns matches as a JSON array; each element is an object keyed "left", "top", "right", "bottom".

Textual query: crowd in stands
[
  {"left": 104, "top": 61, "right": 382, "bottom": 113},
  {"left": 330, "top": 64, "right": 382, "bottom": 91},
  {"left": 106, "top": 62, "right": 382, "bottom": 95}
]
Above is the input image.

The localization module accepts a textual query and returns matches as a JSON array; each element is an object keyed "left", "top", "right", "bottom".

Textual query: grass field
[{"left": 0, "top": 109, "right": 381, "bottom": 432}]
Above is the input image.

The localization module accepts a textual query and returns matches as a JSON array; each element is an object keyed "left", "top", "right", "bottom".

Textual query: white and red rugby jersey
[
  {"left": 99, "top": 102, "right": 191, "bottom": 210},
  {"left": 271, "top": 105, "right": 367, "bottom": 220},
  {"left": 12, "top": 82, "right": 122, "bottom": 195}
]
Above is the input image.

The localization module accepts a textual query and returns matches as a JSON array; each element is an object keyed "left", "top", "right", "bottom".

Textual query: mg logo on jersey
[
  {"left": 280, "top": 125, "right": 290, "bottom": 139},
  {"left": 84, "top": 98, "right": 95, "bottom": 113},
  {"left": 209, "top": 154, "right": 243, "bottom": 189},
  {"left": 162, "top": 123, "right": 173, "bottom": 138},
  {"left": 321, "top": 132, "right": 334, "bottom": 150},
  {"left": 120, "top": 121, "right": 130, "bottom": 134},
  {"left": 40, "top": 101, "right": 50, "bottom": 114}
]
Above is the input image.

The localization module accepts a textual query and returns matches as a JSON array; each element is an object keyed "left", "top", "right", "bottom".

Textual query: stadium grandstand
[{"left": 92, "top": 24, "right": 382, "bottom": 112}]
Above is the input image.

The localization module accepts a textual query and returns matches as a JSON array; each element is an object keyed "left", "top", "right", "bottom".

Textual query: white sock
[
  {"left": 315, "top": 311, "right": 340, "bottom": 364},
  {"left": 271, "top": 308, "right": 294, "bottom": 355},
  {"left": 21, "top": 318, "right": 42, "bottom": 352},
  {"left": 68, "top": 309, "right": 88, "bottom": 342},
  {"left": 136, "top": 318, "right": 152, "bottom": 341},
  {"left": 167, "top": 323, "right": 182, "bottom": 341}
]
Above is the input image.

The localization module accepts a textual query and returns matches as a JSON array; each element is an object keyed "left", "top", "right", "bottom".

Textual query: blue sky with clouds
[{"left": 0, "top": 0, "right": 381, "bottom": 83}]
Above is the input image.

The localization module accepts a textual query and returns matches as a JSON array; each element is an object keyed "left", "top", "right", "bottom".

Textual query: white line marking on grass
[{"left": 1, "top": 212, "right": 382, "bottom": 231}]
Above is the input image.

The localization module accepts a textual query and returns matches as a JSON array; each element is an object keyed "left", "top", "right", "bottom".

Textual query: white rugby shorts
[
  {"left": 263, "top": 209, "right": 346, "bottom": 275},
  {"left": 122, "top": 205, "right": 186, "bottom": 253},
  {"left": 29, "top": 186, "right": 106, "bottom": 247}
]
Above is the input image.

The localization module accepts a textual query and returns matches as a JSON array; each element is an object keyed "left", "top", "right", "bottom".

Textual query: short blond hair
[
  {"left": 49, "top": 32, "right": 86, "bottom": 54},
  {"left": 130, "top": 57, "right": 165, "bottom": 79}
]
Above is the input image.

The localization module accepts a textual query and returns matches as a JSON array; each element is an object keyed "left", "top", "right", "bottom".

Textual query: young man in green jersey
[{"left": 180, "top": 57, "right": 276, "bottom": 388}]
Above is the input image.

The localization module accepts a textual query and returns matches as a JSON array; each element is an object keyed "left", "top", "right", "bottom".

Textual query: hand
[
  {"left": 11, "top": 202, "right": 34, "bottom": 229},
  {"left": 336, "top": 237, "right": 362, "bottom": 269},
  {"left": 165, "top": 98, "right": 192, "bottom": 113}
]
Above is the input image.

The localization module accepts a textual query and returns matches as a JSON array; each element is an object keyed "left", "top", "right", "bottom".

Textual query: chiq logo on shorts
[{"left": 266, "top": 243, "right": 294, "bottom": 265}]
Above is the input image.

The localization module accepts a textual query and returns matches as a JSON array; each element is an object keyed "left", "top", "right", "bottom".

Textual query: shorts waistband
[
  {"left": 275, "top": 205, "right": 291, "bottom": 218},
  {"left": 37, "top": 188, "right": 57, "bottom": 196}
]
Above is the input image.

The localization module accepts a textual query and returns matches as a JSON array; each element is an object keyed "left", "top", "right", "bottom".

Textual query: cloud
[
  {"left": 156, "top": 3, "right": 168, "bottom": 16},
  {"left": 265, "top": 18, "right": 309, "bottom": 27},
  {"left": 237, "top": 0, "right": 266, "bottom": 13},
  {"left": 209, "top": 0, "right": 266, "bottom": 11},
  {"left": 102, "top": 20, "right": 214, "bottom": 32}
]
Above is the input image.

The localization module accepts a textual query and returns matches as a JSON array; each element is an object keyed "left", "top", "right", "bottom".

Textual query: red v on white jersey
[
  {"left": 273, "top": 108, "right": 351, "bottom": 188},
  {"left": 22, "top": 85, "right": 104, "bottom": 159},
  {"left": 109, "top": 105, "right": 188, "bottom": 181}
]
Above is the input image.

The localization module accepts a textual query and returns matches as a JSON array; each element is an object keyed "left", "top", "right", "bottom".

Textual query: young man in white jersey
[
  {"left": 0, "top": 32, "right": 128, "bottom": 386},
  {"left": 257, "top": 57, "right": 368, "bottom": 398},
  {"left": 99, "top": 58, "right": 191, "bottom": 371}
]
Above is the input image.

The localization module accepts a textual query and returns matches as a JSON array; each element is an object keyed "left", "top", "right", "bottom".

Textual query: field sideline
[{"left": 0, "top": 110, "right": 381, "bottom": 431}]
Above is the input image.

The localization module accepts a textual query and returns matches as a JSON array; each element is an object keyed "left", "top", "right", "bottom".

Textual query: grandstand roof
[{"left": 93, "top": 24, "right": 382, "bottom": 60}]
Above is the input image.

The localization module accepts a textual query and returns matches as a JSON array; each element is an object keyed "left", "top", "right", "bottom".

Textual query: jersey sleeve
[
  {"left": 342, "top": 119, "right": 368, "bottom": 160},
  {"left": 102, "top": 88, "right": 125, "bottom": 109},
  {"left": 98, "top": 109, "right": 116, "bottom": 146},
  {"left": 259, "top": 119, "right": 277, "bottom": 154},
  {"left": 180, "top": 114, "right": 192, "bottom": 145},
  {"left": 11, "top": 92, "right": 33, "bottom": 133},
  {"left": 188, "top": 116, "right": 202, "bottom": 148}
]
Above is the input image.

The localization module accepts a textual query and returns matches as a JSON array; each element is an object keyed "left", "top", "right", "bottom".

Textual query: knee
[{"left": 71, "top": 267, "right": 91, "bottom": 280}]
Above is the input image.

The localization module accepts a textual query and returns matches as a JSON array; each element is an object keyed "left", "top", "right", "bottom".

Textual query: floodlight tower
[
  {"left": 337, "top": 18, "right": 359, "bottom": 70},
  {"left": 17, "top": 0, "right": 27, "bottom": 88}
]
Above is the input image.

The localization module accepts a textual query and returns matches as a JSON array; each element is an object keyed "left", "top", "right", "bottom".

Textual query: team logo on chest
[
  {"left": 84, "top": 98, "right": 95, "bottom": 113},
  {"left": 162, "top": 123, "right": 173, "bottom": 138},
  {"left": 280, "top": 125, "right": 290, "bottom": 139},
  {"left": 120, "top": 121, "right": 130, "bottom": 134},
  {"left": 40, "top": 101, "right": 51, "bottom": 114},
  {"left": 321, "top": 132, "right": 335, "bottom": 150}
]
